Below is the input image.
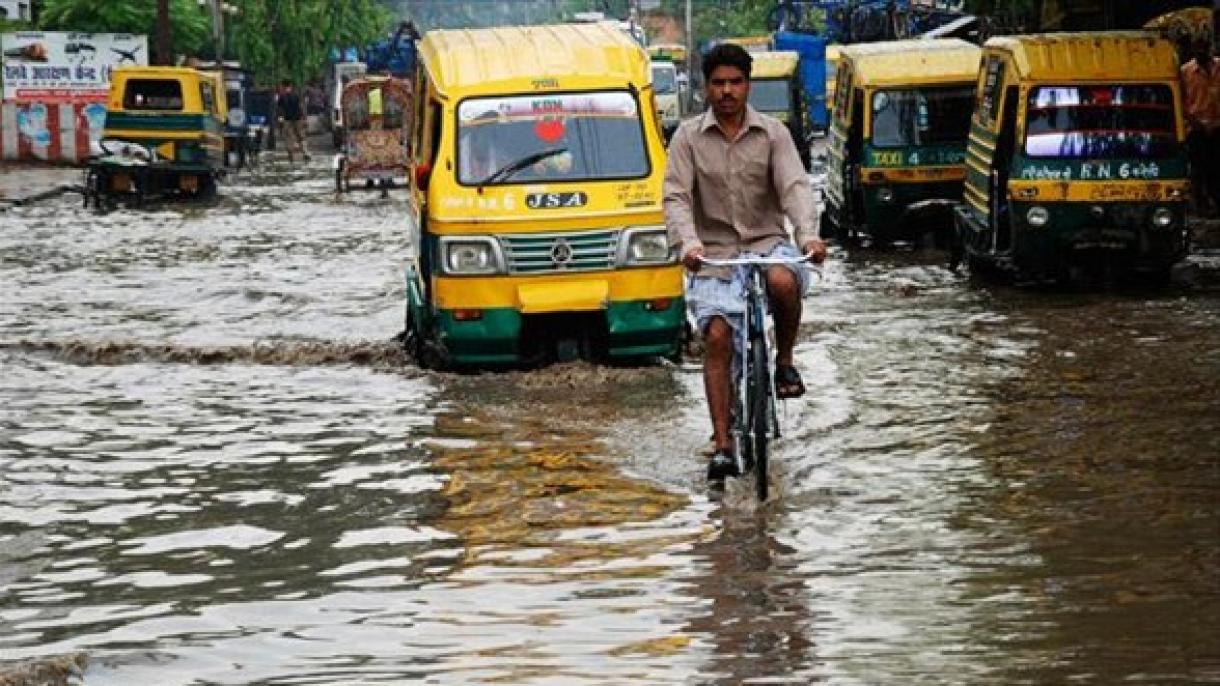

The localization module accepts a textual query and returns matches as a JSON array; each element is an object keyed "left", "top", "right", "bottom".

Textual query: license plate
[
  {"left": 179, "top": 175, "right": 199, "bottom": 192},
  {"left": 111, "top": 173, "right": 131, "bottom": 192}
]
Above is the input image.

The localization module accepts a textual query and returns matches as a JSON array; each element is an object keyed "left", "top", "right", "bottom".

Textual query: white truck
[{"left": 324, "top": 60, "right": 367, "bottom": 148}]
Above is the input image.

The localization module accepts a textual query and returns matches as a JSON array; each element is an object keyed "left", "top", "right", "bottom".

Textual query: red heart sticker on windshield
[{"left": 534, "top": 119, "right": 565, "bottom": 143}]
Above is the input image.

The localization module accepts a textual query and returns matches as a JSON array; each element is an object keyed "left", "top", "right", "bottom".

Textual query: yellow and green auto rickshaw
[
  {"left": 953, "top": 32, "right": 1190, "bottom": 283},
  {"left": 84, "top": 66, "right": 226, "bottom": 209},
  {"left": 402, "top": 23, "right": 683, "bottom": 368},
  {"left": 824, "top": 38, "right": 981, "bottom": 245},
  {"left": 748, "top": 50, "right": 813, "bottom": 170}
]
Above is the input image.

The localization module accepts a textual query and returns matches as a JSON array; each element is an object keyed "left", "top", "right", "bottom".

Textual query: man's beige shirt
[{"left": 663, "top": 105, "right": 819, "bottom": 276}]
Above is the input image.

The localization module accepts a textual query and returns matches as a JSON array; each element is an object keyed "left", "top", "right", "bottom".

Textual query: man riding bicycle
[{"left": 663, "top": 43, "right": 827, "bottom": 484}]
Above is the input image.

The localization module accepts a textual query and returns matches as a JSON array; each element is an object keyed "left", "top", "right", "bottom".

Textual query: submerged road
[{"left": 1, "top": 157, "right": 1218, "bottom": 684}]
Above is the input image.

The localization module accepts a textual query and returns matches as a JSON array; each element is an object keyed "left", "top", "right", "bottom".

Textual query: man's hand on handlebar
[
  {"left": 683, "top": 246, "right": 706, "bottom": 272},
  {"left": 802, "top": 239, "right": 828, "bottom": 264}
]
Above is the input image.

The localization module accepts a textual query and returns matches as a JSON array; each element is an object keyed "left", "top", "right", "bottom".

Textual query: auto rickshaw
[
  {"left": 403, "top": 23, "right": 683, "bottom": 368},
  {"left": 84, "top": 66, "right": 226, "bottom": 209},
  {"left": 333, "top": 75, "right": 413, "bottom": 196},
  {"left": 825, "top": 44, "right": 841, "bottom": 118},
  {"left": 953, "top": 32, "right": 1190, "bottom": 283},
  {"left": 650, "top": 57, "right": 685, "bottom": 142},
  {"left": 749, "top": 50, "right": 813, "bottom": 170},
  {"left": 823, "top": 38, "right": 980, "bottom": 245}
]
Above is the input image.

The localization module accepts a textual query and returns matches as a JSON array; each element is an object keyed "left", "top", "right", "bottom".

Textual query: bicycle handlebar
[{"left": 698, "top": 253, "right": 819, "bottom": 268}]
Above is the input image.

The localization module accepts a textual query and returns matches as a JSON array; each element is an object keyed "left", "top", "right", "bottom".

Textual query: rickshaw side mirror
[{"left": 414, "top": 162, "right": 431, "bottom": 190}]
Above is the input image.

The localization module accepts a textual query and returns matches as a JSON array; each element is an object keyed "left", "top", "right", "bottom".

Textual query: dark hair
[
  {"left": 280, "top": 79, "right": 292, "bottom": 88},
  {"left": 701, "top": 43, "right": 753, "bottom": 81}
]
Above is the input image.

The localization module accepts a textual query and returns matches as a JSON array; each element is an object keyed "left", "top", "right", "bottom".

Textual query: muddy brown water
[{"left": 2, "top": 161, "right": 1218, "bottom": 684}]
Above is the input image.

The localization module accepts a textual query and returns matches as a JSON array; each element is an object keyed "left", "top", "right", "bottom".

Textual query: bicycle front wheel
[{"left": 748, "top": 339, "right": 772, "bottom": 501}]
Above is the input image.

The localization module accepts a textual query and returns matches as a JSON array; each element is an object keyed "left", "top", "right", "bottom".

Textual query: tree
[
  {"left": 228, "top": 0, "right": 392, "bottom": 86},
  {"left": 38, "top": 0, "right": 210, "bottom": 57}
]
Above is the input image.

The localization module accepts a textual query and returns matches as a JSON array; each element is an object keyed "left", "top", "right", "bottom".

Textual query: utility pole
[
  {"left": 155, "top": 0, "right": 172, "bottom": 65},
  {"left": 206, "top": 0, "right": 224, "bottom": 63},
  {"left": 685, "top": 0, "right": 694, "bottom": 108}
]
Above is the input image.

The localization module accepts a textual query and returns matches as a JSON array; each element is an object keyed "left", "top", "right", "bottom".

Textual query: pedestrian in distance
[
  {"left": 1182, "top": 36, "right": 1220, "bottom": 217},
  {"left": 277, "top": 79, "right": 310, "bottom": 164},
  {"left": 663, "top": 42, "right": 828, "bottom": 484}
]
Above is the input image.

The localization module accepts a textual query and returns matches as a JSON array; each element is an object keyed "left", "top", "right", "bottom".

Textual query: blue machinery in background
[
  {"left": 767, "top": 1, "right": 968, "bottom": 132},
  {"left": 769, "top": 0, "right": 966, "bottom": 43},
  {"left": 331, "top": 21, "right": 420, "bottom": 78}
]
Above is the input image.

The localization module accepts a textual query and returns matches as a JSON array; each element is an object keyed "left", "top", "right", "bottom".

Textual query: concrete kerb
[{"left": 0, "top": 163, "right": 84, "bottom": 210}]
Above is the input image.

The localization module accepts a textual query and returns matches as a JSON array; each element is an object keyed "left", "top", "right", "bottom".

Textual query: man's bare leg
[
  {"left": 766, "top": 265, "right": 802, "bottom": 366},
  {"left": 703, "top": 316, "right": 734, "bottom": 453}
]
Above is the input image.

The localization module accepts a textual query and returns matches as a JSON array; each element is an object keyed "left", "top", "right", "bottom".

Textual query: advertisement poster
[
  {"left": 2, "top": 31, "right": 148, "bottom": 102},
  {"left": 1, "top": 32, "right": 146, "bottom": 161}
]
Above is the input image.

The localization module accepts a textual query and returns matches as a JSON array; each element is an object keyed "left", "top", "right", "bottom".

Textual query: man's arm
[
  {"left": 770, "top": 124, "right": 825, "bottom": 261},
  {"left": 663, "top": 125, "right": 704, "bottom": 268}
]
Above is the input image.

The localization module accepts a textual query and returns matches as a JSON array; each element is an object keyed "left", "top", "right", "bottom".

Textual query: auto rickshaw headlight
[
  {"left": 876, "top": 187, "right": 895, "bottom": 203},
  {"left": 441, "top": 237, "right": 503, "bottom": 275},
  {"left": 1026, "top": 205, "right": 1050, "bottom": 227},
  {"left": 1151, "top": 207, "right": 1174, "bottom": 228},
  {"left": 618, "top": 227, "right": 675, "bottom": 266}
]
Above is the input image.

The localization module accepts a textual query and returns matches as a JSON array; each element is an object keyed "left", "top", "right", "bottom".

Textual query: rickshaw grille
[{"left": 500, "top": 230, "right": 620, "bottom": 274}]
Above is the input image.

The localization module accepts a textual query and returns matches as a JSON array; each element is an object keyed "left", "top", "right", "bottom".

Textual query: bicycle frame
[{"left": 700, "top": 255, "right": 817, "bottom": 489}]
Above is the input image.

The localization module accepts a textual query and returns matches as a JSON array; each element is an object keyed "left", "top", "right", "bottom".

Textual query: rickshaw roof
[
  {"left": 750, "top": 51, "right": 800, "bottom": 79},
  {"left": 648, "top": 42, "right": 687, "bottom": 58},
  {"left": 111, "top": 66, "right": 212, "bottom": 81},
  {"left": 839, "top": 39, "right": 981, "bottom": 87},
  {"left": 419, "top": 23, "right": 649, "bottom": 97},
  {"left": 984, "top": 32, "right": 1180, "bottom": 82},
  {"left": 341, "top": 75, "right": 412, "bottom": 99}
]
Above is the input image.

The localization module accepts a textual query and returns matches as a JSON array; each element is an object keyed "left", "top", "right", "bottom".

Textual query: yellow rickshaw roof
[
  {"left": 839, "top": 38, "right": 981, "bottom": 87},
  {"left": 419, "top": 23, "right": 649, "bottom": 97},
  {"left": 984, "top": 32, "right": 1180, "bottom": 82},
  {"left": 750, "top": 50, "right": 800, "bottom": 79},
  {"left": 111, "top": 66, "right": 211, "bottom": 80},
  {"left": 724, "top": 36, "right": 774, "bottom": 52},
  {"left": 648, "top": 42, "right": 687, "bottom": 58}
]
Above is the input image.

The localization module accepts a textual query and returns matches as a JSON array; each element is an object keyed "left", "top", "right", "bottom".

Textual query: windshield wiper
[{"left": 476, "top": 147, "right": 568, "bottom": 186}]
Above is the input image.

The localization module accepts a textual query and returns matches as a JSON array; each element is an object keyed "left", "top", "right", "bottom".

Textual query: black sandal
[{"left": 775, "top": 364, "right": 806, "bottom": 399}]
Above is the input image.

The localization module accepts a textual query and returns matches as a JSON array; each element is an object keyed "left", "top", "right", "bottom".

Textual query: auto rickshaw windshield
[
  {"left": 749, "top": 78, "right": 791, "bottom": 113},
  {"left": 651, "top": 64, "right": 677, "bottom": 94},
  {"left": 1023, "top": 84, "right": 1179, "bottom": 158},
  {"left": 456, "top": 91, "right": 649, "bottom": 186},
  {"left": 870, "top": 85, "right": 973, "bottom": 148}
]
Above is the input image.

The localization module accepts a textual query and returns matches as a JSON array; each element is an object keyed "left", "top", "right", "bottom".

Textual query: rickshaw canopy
[
  {"left": 417, "top": 23, "right": 650, "bottom": 100},
  {"left": 983, "top": 32, "right": 1181, "bottom": 83},
  {"left": 340, "top": 75, "right": 413, "bottom": 128},
  {"left": 838, "top": 39, "right": 981, "bottom": 88}
]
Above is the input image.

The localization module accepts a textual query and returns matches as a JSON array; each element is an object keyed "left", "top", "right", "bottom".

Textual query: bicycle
[{"left": 700, "top": 254, "right": 820, "bottom": 501}]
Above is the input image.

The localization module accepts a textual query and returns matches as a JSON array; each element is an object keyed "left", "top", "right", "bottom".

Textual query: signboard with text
[{"left": 2, "top": 31, "right": 148, "bottom": 103}]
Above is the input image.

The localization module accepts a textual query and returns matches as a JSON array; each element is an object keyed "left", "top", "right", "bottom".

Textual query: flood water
[{"left": 2, "top": 159, "right": 1218, "bottom": 684}]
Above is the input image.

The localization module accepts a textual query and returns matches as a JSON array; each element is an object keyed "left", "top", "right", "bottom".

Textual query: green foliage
[
  {"left": 231, "top": 0, "right": 392, "bottom": 86},
  {"left": 35, "top": 0, "right": 390, "bottom": 88},
  {"left": 38, "top": 0, "right": 210, "bottom": 55},
  {"left": 686, "top": 0, "right": 775, "bottom": 46}
]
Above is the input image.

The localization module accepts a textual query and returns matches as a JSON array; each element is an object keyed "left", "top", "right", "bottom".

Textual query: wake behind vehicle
[
  {"left": 403, "top": 23, "right": 684, "bottom": 369},
  {"left": 84, "top": 66, "right": 226, "bottom": 209},
  {"left": 333, "top": 75, "right": 413, "bottom": 195},
  {"left": 824, "top": 38, "right": 981, "bottom": 245},
  {"left": 953, "top": 32, "right": 1190, "bottom": 283}
]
